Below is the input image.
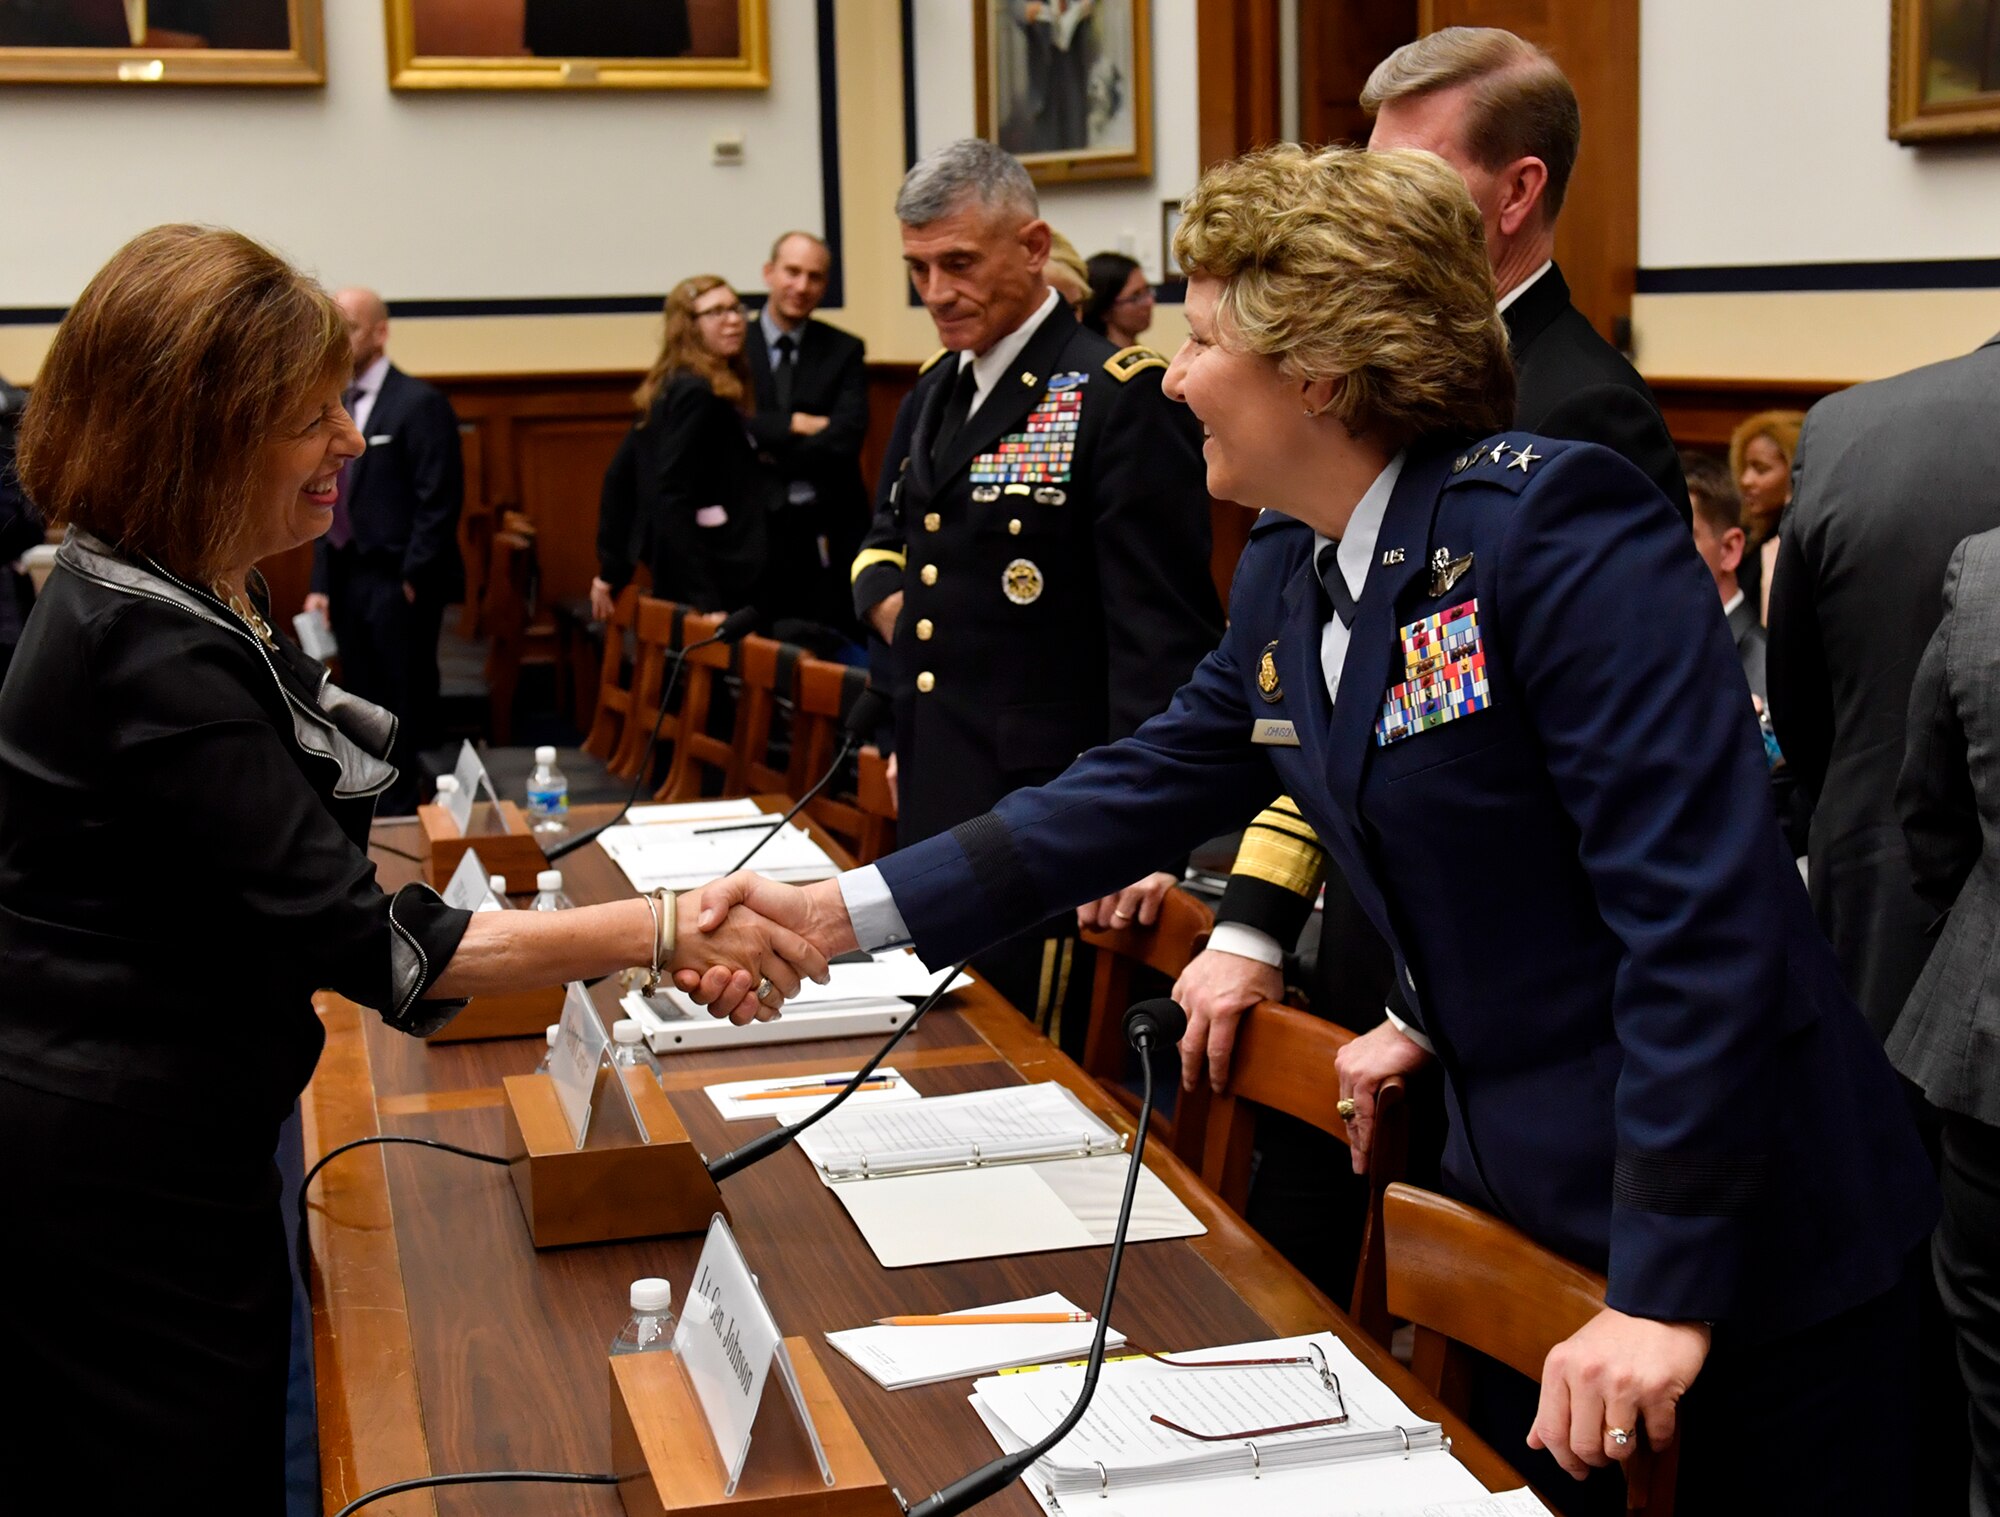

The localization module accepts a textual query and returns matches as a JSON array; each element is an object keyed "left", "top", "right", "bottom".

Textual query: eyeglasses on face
[{"left": 695, "top": 300, "right": 745, "bottom": 321}]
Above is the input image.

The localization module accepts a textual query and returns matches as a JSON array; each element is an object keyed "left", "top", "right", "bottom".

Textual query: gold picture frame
[
  {"left": 1891, "top": 0, "right": 2000, "bottom": 142},
  {"left": 385, "top": 0, "right": 769, "bottom": 91},
  {"left": 0, "top": 0, "right": 323, "bottom": 87},
  {"left": 974, "top": 0, "right": 1153, "bottom": 184}
]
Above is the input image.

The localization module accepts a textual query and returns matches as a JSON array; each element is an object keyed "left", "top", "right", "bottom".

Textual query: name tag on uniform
[
  {"left": 1250, "top": 718, "right": 1300, "bottom": 746},
  {"left": 367, "top": 434, "right": 393, "bottom": 446}
]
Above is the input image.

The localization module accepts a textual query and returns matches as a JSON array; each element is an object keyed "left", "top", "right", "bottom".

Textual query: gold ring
[
  {"left": 1606, "top": 1427, "right": 1631, "bottom": 1449},
  {"left": 756, "top": 977, "right": 777, "bottom": 1002},
  {"left": 1336, "top": 1098, "right": 1358, "bottom": 1121}
]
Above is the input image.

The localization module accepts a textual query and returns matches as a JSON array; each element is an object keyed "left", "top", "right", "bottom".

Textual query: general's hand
[
  {"left": 867, "top": 590, "right": 904, "bottom": 644},
  {"left": 402, "top": 581, "right": 417, "bottom": 605},
  {"left": 1528, "top": 1308, "right": 1709, "bottom": 1479},
  {"left": 1332, "top": 1020, "right": 1433, "bottom": 1173},
  {"left": 791, "top": 413, "right": 830, "bottom": 437},
  {"left": 674, "top": 874, "right": 857, "bottom": 1020},
  {"left": 668, "top": 884, "right": 833, "bottom": 1025},
  {"left": 884, "top": 752, "right": 898, "bottom": 810},
  {"left": 304, "top": 592, "right": 330, "bottom": 618},
  {"left": 589, "top": 577, "right": 616, "bottom": 623},
  {"left": 1076, "top": 871, "right": 1176, "bottom": 932},
  {"left": 1171, "top": 948, "right": 1283, "bottom": 1093}
]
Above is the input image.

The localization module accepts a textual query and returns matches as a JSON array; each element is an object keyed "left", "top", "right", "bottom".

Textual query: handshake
[{"left": 672, "top": 872, "right": 861, "bottom": 1024}]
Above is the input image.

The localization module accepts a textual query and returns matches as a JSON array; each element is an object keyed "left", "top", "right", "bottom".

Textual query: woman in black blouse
[
  {"left": 590, "top": 275, "right": 770, "bottom": 620},
  {"left": 0, "top": 227, "right": 823, "bottom": 1507}
]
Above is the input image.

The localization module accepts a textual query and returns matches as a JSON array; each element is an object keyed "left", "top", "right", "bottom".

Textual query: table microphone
[
  {"left": 546, "top": 604, "right": 760, "bottom": 861},
  {"left": 900, "top": 997, "right": 1187, "bottom": 1517},
  {"left": 704, "top": 950, "right": 972, "bottom": 1182},
  {"left": 723, "top": 688, "right": 888, "bottom": 874}
]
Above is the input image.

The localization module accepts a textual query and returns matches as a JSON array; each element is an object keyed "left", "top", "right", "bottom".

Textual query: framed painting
[
  {"left": 0, "top": 0, "right": 323, "bottom": 86},
  {"left": 386, "top": 0, "right": 769, "bottom": 91},
  {"left": 974, "top": 0, "right": 1153, "bottom": 184},
  {"left": 1891, "top": 0, "right": 2000, "bottom": 141}
]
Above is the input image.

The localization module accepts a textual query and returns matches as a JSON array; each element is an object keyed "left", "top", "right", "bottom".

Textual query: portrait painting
[
  {"left": 0, "top": 0, "right": 322, "bottom": 84},
  {"left": 1891, "top": 0, "right": 2000, "bottom": 140},
  {"left": 975, "top": 0, "right": 1153, "bottom": 184},
  {"left": 387, "top": 0, "right": 769, "bottom": 90}
]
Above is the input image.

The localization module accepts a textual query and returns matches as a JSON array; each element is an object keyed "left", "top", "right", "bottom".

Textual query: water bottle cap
[
  {"left": 535, "top": 745, "right": 558, "bottom": 764},
  {"left": 488, "top": 875, "right": 508, "bottom": 895},
  {"left": 629, "top": 1277, "right": 672, "bottom": 1314},
  {"left": 545, "top": 1025, "right": 560, "bottom": 1046},
  {"left": 434, "top": 774, "right": 460, "bottom": 793},
  {"left": 536, "top": 870, "right": 563, "bottom": 892},
  {"left": 612, "top": 1019, "right": 644, "bottom": 1045}
]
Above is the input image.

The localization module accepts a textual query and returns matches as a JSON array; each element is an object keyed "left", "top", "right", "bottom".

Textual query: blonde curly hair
[{"left": 1171, "top": 145, "right": 1514, "bottom": 452}]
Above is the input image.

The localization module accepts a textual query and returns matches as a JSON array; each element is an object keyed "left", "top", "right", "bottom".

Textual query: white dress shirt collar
[
  {"left": 347, "top": 354, "right": 391, "bottom": 434},
  {"left": 1312, "top": 451, "right": 1407, "bottom": 608},
  {"left": 1496, "top": 260, "right": 1555, "bottom": 315},
  {"left": 1722, "top": 588, "right": 1746, "bottom": 618},
  {"left": 959, "top": 287, "right": 1061, "bottom": 417}
]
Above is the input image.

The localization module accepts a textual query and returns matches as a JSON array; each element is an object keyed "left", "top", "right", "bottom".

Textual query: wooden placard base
[
  {"left": 611, "top": 1338, "right": 899, "bottom": 1517},
  {"left": 500, "top": 1071, "right": 724, "bottom": 1248},
  {"left": 417, "top": 800, "right": 549, "bottom": 894},
  {"left": 426, "top": 983, "right": 566, "bottom": 1044}
]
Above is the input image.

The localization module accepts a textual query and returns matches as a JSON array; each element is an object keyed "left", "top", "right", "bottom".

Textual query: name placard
[
  {"left": 445, "top": 739, "right": 507, "bottom": 836},
  {"left": 673, "top": 1215, "right": 834, "bottom": 1496},
  {"left": 549, "top": 983, "right": 612, "bottom": 1149},
  {"left": 441, "top": 848, "right": 507, "bottom": 913}
]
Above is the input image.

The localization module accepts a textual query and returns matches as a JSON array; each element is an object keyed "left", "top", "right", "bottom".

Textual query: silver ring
[
  {"left": 756, "top": 977, "right": 777, "bottom": 1002},
  {"left": 1111, "top": 910, "right": 1133, "bottom": 922},
  {"left": 1607, "top": 1427, "right": 1631, "bottom": 1449}
]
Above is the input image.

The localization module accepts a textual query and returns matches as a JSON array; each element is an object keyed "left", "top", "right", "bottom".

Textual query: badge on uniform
[
  {"left": 971, "top": 484, "right": 1000, "bottom": 503},
  {"left": 1002, "top": 558, "right": 1044, "bottom": 604},
  {"left": 1375, "top": 599, "right": 1492, "bottom": 746},
  {"left": 1427, "top": 547, "right": 1473, "bottom": 597},
  {"left": 1256, "top": 640, "right": 1283, "bottom": 704},
  {"left": 1250, "top": 717, "right": 1300, "bottom": 746},
  {"left": 970, "top": 379, "right": 1083, "bottom": 485}
]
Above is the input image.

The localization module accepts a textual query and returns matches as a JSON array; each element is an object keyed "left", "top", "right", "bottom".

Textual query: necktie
[
  {"left": 326, "top": 384, "right": 362, "bottom": 550},
  {"left": 928, "top": 360, "right": 978, "bottom": 473},
  {"left": 772, "top": 333, "right": 796, "bottom": 414},
  {"left": 1316, "top": 541, "right": 1356, "bottom": 628}
]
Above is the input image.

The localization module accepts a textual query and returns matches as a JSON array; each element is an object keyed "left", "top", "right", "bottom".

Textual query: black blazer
[
  {"left": 310, "top": 365, "right": 465, "bottom": 601},
  {"left": 745, "top": 315, "right": 870, "bottom": 521},
  {"left": 1508, "top": 264, "right": 1686, "bottom": 517},
  {"left": 596, "top": 374, "right": 768, "bottom": 613}
]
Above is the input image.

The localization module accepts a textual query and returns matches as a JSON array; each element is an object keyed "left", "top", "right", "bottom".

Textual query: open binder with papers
[{"left": 796, "top": 1083, "right": 1127, "bottom": 1181}]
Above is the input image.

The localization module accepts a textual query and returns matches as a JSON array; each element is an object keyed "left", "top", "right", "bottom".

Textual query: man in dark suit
[
  {"left": 1683, "top": 451, "right": 1766, "bottom": 702},
  {"left": 305, "top": 289, "right": 464, "bottom": 815},
  {"left": 744, "top": 231, "right": 869, "bottom": 637},
  {"left": 853, "top": 137, "right": 1223, "bottom": 1038}
]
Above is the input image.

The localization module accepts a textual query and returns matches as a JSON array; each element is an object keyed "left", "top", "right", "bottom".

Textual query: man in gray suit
[
  {"left": 1894, "top": 525, "right": 2000, "bottom": 1515},
  {"left": 1769, "top": 333, "right": 2000, "bottom": 1038}
]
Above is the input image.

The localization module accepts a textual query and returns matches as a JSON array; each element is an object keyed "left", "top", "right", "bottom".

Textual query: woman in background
[
  {"left": 1082, "top": 250, "right": 1154, "bottom": 350},
  {"left": 1730, "top": 408, "right": 1803, "bottom": 624},
  {"left": 1045, "top": 230, "right": 1092, "bottom": 318},
  {"left": 591, "top": 275, "right": 767, "bottom": 620}
]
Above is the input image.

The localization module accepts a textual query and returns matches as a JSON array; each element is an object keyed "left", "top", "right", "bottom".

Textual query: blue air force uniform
[{"left": 859, "top": 433, "right": 1935, "bottom": 1343}]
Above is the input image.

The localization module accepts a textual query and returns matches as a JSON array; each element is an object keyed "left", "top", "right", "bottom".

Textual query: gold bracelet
[
  {"left": 638, "top": 891, "right": 662, "bottom": 991},
  {"left": 652, "top": 887, "right": 677, "bottom": 985}
]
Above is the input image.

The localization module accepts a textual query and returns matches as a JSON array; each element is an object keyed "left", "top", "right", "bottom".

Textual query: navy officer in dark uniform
[
  {"left": 853, "top": 137, "right": 1222, "bottom": 1039},
  {"left": 701, "top": 145, "right": 1936, "bottom": 1512}
]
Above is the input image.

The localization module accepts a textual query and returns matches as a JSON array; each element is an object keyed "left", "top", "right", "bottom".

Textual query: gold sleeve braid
[{"left": 1232, "top": 796, "right": 1327, "bottom": 900}]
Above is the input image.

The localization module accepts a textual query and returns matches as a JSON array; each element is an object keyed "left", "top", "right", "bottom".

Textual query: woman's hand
[
  {"left": 1332, "top": 1020, "right": 1433, "bottom": 1173},
  {"left": 1528, "top": 1308, "right": 1710, "bottom": 1479},
  {"left": 1171, "top": 947, "right": 1284, "bottom": 1093},
  {"left": 668, "top": 882, "right": 834, "bottom": 1025},
  {"left": 1076, "top": 871, "right": 1177, "bottom": 932},
  {"left": 589, "top": 577, "right": 617, "bottom": 623}
]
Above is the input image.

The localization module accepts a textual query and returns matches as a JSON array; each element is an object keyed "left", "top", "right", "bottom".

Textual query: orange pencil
[
  {"left": 737, "top": 1079, "right": 897, "bottom": 1102},
  {"left": 875, "top": 1312, "right": 1095, "bottom": 1327}
]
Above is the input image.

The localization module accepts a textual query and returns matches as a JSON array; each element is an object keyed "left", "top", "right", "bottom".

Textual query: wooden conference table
[{"left": 304, "top": 802, "right": 1535, "bottom": 1516}]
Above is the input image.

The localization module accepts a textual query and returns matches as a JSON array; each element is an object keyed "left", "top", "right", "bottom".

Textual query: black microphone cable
[
  {"left": 721, "top": 688, "right": 888, "bottom": 874},
  {"left": 706, "top": 953, "right": 971, "bottom": 1182},
  {"left": 293, "top": 1134, "right": 509, "bottom": 1290},
  {"left": 545, "top": 603, "right": 760, "bottom": 862},
  {"left": 332, "top": 1469, "right": 621, "bottom": 1516}
]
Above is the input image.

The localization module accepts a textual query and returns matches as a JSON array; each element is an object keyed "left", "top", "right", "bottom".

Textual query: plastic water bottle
[
  {"left": 526, "top": 746, "right": 569, "bottom": 834},
  {"left": 610, "top": 1278, "right": 676, "bottom": 1357},
  {"left": 534, "top": 1023, "right": 560, "bottom": 1074},
  {"left": 531, "top": 869, "right": 573, "bottom": 912},
  {"left": 433, "top": 773, "right": 460, "bottom": 804},
  {"left": 487, "top": 873, "right": 510, "bottom": 901},
  {"left": 610, "top": 1018, "right": 662, "bottom": 1079}
]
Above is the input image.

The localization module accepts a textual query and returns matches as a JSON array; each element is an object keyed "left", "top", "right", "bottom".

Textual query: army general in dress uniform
[
  {"left": 852, "top": 139, "right": 1223, "bottom": 1035},
  {"left": 712, "top": 146, "right": 1937, "bottom": 1514}
]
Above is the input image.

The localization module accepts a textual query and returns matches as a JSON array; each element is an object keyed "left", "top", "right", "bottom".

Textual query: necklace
[{"left": 212, "top": 579, "right": 277, "bottom": 648}]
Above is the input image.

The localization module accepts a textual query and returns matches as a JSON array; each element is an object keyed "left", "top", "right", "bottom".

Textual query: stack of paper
[
  {"left": 796, "top": 1083, "right": 1126, "bottom": 1180},
  {"left": 596, "top": 798, "right": 840, "bottom": 892},
  {"left": 824, "top": 1293, "right": 1124, "bottom": 1390},
  {"left": 968, "top": 1334, "right": 1502, "bottom": 1516},
  {"left": 622, "top": 950, "right": 971, "bottom": 1054}
]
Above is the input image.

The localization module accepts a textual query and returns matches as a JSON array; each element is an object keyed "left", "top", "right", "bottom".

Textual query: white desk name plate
[
  {"left": 672, "top": 1214, "right": 834, "bottom": 1498},
  {"left": 548, "top": 983, "right": 650, "bottom": 1149},
  {"left": 444, "top": 738, "right": 507, "bottom": 836},
  {"left": 441, "top": 848, "right": 507, "bottom": 913}
]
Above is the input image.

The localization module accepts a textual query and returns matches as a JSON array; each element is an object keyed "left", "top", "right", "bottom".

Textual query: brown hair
[
  {"left": 1360, "top": 27, "right": 1581, "bottom": 223},
  {"left": 17, "top": 224, "right": 349, "bottom": 584},
  {"left": 1680, "top": 450, "right": 1742, "bottom": 535},
  {"left": 1172, "top": 145, "right": 1514, "bottom": 452},
  {"left": 634, "top": 276, "right": 752, "bottom": 417},
  {"left": 1728, "top": 409, "right": 1805, "bottom": 544}
]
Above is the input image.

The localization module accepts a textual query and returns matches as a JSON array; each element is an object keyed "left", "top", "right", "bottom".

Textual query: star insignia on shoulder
[
  {"left": 1507, "top": 444, "right": 1541, "bottom": 472},
  {"left": 1487, "top": 440, "right": 1509, "bottom": 464}
]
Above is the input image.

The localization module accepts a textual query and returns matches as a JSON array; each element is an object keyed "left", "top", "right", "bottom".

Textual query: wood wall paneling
[
  {"left": 1197, "top": 0, "right": 1283, "bottom": 168},
  {"left": 1298, "top": 1, "right": 1419, "bottom": 147}
]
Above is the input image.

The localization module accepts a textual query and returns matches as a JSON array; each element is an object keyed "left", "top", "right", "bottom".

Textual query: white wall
[
  {"left": 1639, "top": 0, "right": 2000, "bottom": 268},
  {"left": 911, "top": 0, "right": 1200, "bottom": 282},
  {"left": 0, "top": 0, "right": 829, "bottom": 308}
]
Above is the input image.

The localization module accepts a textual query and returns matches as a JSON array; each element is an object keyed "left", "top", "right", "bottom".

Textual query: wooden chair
[
  {"left": 788, "top": 657, "right": 873, "bottom": 854},
  {"left": 1078, "top": 890, "right": 1217, "bottom": 1163},
  {"left": 733, "top": 634, "right": 807, "bottom": 796},
  {"left": 854, "top": 745, "right": 897, "bottom": 864},
  {"left": 480, "top": 511, "right": 557, "bottom": 745},
  {"left": 1385, "top": 1182, "right": 1679, "bottom": 1514},
  {"left": 617, "top": 603, "right": 721, "bottom": 788},
  {"left": 654, "top": 632, "right": 743, "bottom": 802},
  {"left": 1198, "top": 1002, "right": 1407, "bottom": 1347},
  {"left": 579, "top": 584, "right": 644, "bottom": 770}
]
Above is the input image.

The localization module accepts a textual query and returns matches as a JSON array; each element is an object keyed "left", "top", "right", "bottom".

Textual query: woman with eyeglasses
[
  {"left": 1082, "top": 250, "right": 1155, "bottom": 352},
  {"left": 591, "top": 276, "right": 768, "bottom": 620}
]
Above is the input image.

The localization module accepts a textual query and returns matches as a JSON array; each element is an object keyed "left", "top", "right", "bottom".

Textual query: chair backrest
[
  {"left": 734, "top": 634, "right": 805, "bottom": 796},
  {"left": 789, "top": 656, "right": 872, "bottom": 852},
  {"left": 655, "top": 633, "right": 742, "bottom": 802},
  {"left": 621, "top": 601, "right": 720, "bottom": 789},
  {"left": 854, "top": 744, "right": 897, "bottom": 864},
  {"left": 581, "top": 584, "right": 644, "bottom": 767},
  {"left": 480, "top": 511, "right": 557, "bottom": 745},
  {"left": 1199, "top": 1002, "right": 1405, "bottom": 1346},
  {"left": 1384, "top": 1182, "right": 1678, "bottom": 1514}
]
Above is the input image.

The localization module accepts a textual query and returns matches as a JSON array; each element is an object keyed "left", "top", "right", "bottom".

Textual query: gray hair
[{"left": 895, "top": 138, "right": 1038, "bottom": 227}]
